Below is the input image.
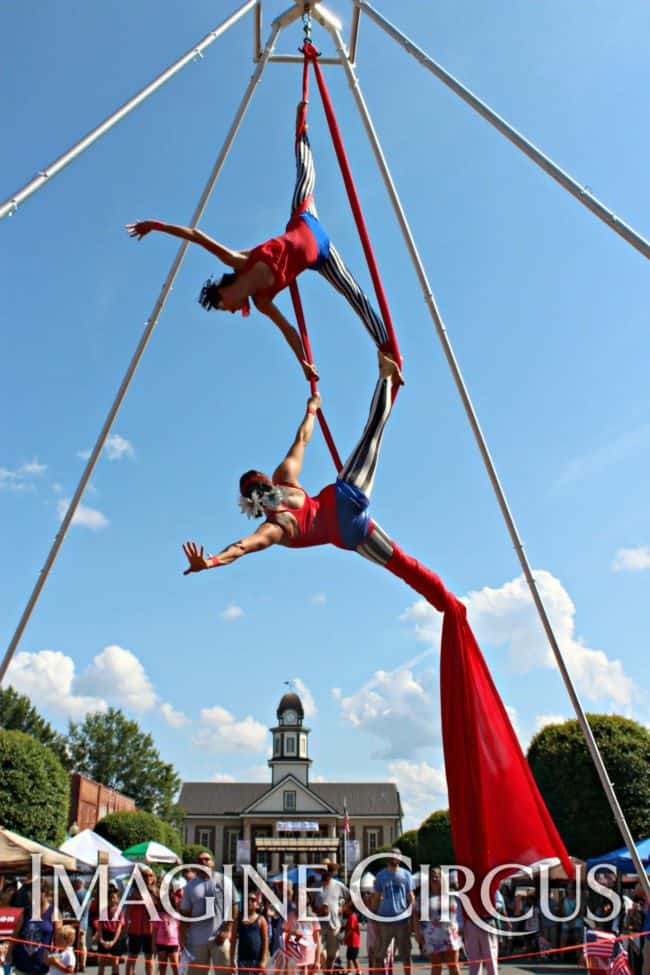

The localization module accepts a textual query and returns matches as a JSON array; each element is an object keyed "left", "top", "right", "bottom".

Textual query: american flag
[
  {"left": 383, "top": 938, "right": 394, "bottom": 975},
  {"left": 282, "top": 937, "right": 306, "bottom": 962},
  {"left": 584, "top": 929, "right": 617, "bottom": 961},
  {"left": 342, "top": 798, "right": 350, "bottom": 835},
  {"left": 609, "top": 942, "right": 633, "bottom": 975}
]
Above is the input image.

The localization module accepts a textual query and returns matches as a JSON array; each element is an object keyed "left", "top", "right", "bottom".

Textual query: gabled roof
[
  {"left": 240, "top": 774, "right": 339, "bottom": 816},
  {"left": 180, "top": 781, "right": 402, "bottom": 817}
]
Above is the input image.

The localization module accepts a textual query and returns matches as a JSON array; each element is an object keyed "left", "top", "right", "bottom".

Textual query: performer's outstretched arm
[
  {"left": 127, "top": 220, "right": 248, "bottom": 268},
  {"left": 183, "top": 523, "right": 282, "bottom": 573},
  {"left": 272, "top": 393, "right": 321, "bottom": 485},
  {"left": 252, "top": 297, "right": 319, "bottom": 382}
]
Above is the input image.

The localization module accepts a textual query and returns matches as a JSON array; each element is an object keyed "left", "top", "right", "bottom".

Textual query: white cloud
[
  {"left": 401, "top": 570, "right": 635, "bottom": 710},
  {"left": 161, "top": 702, "right": 191, "bottom": 728},
  {"left": 194, "top": 706, "right": 268, "bottom": 753},
  {"left": 75, "top": 645, "right": 157, "bottom": 711},
  {"left": 0, "top": 459, "right": 47, "bottom": 492},
  {"left": 77, "top": 433, "right": 135, "bottom": 463},
  {"left": 57, "top": 498, "right": 109, "bottom": 530},
  {"left": 212, "top": 772, "right": 237, "bottom": 783},
  {"left": 336, "top": 664, "right": 440, "bottom": 759},
  {"left": 221, "top": 604, "right": 244, "bottom": 620},
  {"left": 310, "top": 592, "right": 327, "bottom": 605},
  {"left": 6, "top": 650, "right": 107, "bottom": 720},
  {"left": 105, "top": 434, "right": 135, "bottom": 461},
  {"left": 534, "top": 713, "right": 567, "bottom": 732},
  {"left": 388, "top": 760, "right": 448, "bottom": 831},
  {"left": 245, "top": 764, "right": 271, "bottom": 782},
  {"left": 555, "top": 422, "right": 650, "bottom": 486},
  {"left": 292, "top": 678, "right": 317, "bottom": 718},
  {"left": 612, "top": 546, "right": 650, "bottom": 572}
]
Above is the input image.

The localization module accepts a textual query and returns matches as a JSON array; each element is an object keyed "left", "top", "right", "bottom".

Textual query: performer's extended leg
[
  {"left": 318, "top": 242, "right": 389, "bottom": 350},
  {"left": 338, "top": 370, "right": 393, "bottom": 498},
  {"left": 291, "top": 103, "right": 318, "bottom": 218},
  {"left": 292, "top": 106, "right": 389, "bottom": 350}
]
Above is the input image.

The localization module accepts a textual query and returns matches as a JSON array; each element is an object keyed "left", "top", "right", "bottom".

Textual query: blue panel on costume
[
  {"left": 335, "top": 480, "right": 371, "bottom": 549},
  {"left": 301, "top": 212, "right": 330, "bottom": 268}
]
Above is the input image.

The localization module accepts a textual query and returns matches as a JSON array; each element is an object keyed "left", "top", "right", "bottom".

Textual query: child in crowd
[
  {"left": 230, "top": 893, "right": 268, "bottom": 973},
  {"left": 152, "top": 887, "right": 182, "bottom": 975},
  {"left": 48, "top": 927, "right": 77, "bottom": 974},
  {"left": 97, "top": 890, "right": 125, "bottom": 975},
  {"left": 343, "top": 905, "right": 361, "bottom": 974}
]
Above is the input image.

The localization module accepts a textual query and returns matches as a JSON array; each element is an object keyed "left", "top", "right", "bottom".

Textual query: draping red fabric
[{"left": 385, "top": 543, "right": 573, "bottom": 909}]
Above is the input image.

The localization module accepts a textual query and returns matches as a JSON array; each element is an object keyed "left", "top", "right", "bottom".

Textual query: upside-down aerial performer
[
  {"left": 182, "top": 348, "right": 572, "bottom": 900},
  {"left": 127, "top": 103, "right": 402, "bottom": 384}
]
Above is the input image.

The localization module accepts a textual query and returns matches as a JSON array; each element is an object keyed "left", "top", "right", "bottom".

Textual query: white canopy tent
[{"left": 60, "top": 829, "right": 132, "bottom": 869}]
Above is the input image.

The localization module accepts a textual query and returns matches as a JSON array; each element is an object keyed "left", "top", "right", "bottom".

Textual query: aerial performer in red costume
[
  {"left": 127, "top": 103, "right": 400, "bottom": 384},
  {"left": 182, "top": 349, "right": 572, "bottom": 899}
]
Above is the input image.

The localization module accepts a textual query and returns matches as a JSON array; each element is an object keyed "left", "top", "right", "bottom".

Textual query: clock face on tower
[{"left": 283, "top": 709, "right": 298, "bottom": 725}]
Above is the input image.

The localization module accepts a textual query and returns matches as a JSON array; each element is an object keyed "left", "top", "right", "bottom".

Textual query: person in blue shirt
[{"left": 372, "top": 850, "right": 415, "bottom": 975}]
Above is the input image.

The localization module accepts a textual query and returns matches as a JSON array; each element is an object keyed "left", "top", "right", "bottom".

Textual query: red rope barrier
[{"left": 7, "top": 929, "right": 649, "bottom": 972}]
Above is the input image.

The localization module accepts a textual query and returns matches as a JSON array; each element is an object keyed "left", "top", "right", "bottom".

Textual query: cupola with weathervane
[{"left": 268, "top": 690, "right": 312, "bottom": 785}]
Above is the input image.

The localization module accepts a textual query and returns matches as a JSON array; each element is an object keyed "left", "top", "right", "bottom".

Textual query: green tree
[
  {"left": 527, "top": 714, "right": 650, "bottom": 859},
  {"left": 0, "top": 687, "right": 69, "bottom": 766},
  {"left": 66, "top": 708, "right": 180, "bottom": 817},
  {"left": 96, "top": 810, "right": 181, "bottom": 853},
  {"left": 0, "top": 729, "right": 70, "bottom": 845},
  {"left": 417, "top": 809, "right": 455, "bottom": 866},
  {"left": 394, "top": 829, "right": 419, "bottom": 867},
  {"left": 182, "top": 844, "right": 212, "bottom": 864}
]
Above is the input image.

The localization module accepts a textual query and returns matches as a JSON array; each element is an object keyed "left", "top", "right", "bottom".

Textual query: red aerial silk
[{"left": 385, "top": 544, "right": 573, "bottom": 908}]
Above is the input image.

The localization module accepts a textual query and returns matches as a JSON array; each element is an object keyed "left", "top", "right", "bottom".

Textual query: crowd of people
[{"left": 1, "top": 855, "right": 649, "bottom": 975}]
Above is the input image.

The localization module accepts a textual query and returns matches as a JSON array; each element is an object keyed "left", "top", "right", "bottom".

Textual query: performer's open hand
[
  {"left": 302, "top": 360, "right": 320, "bottom": 383},
  {"left": 308, "top": 392, "right": 321, "bottom": 412},
  {"left": 126, "top": 220, "right": 157, "bottom": 240},
  {"left": 183, "top": 541, "right": 209, "bottom": 575}
]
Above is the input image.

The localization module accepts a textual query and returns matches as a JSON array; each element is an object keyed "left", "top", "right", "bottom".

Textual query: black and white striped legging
[
  {"left": 335, "top": 374, "right": 396, "bottom": 567},
  {"left": 291, "top": 121, "right": 389, "bottom": 351}
]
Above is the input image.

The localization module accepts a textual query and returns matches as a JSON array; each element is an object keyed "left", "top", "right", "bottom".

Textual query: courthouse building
[{"left": 180, "top": 691, "right": 403, "bottom": 873}]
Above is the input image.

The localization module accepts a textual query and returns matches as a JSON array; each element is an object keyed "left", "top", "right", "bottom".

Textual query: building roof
[
  {"left": 180, "top": 781, "right": 402, "bottom": 817},
  {"left": 277, "top": 691, "right": 304, "bottom": 720}
]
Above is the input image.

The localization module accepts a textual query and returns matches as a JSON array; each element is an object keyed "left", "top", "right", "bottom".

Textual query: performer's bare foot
[{"left": 378, "top": 349, "right": 404, "bottom": 385}]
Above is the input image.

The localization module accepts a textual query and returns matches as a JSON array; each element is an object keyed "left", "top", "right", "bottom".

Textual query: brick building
[{"left": 68, "top": 773, "right": 136, "bottom": 831}]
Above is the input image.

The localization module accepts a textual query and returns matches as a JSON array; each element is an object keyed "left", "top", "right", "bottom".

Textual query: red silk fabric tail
[{"left": 384, "top": 544, "right": 573, "bottom": 908}]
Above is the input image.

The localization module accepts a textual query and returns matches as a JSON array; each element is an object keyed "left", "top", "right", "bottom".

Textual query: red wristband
[{"left": 208, "top": 555, "right": 221, "bottom": 568}]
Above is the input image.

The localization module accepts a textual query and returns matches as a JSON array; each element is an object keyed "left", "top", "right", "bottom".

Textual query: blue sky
[{"left": 1, "top": 0, "right": 649, "bottom": 832}]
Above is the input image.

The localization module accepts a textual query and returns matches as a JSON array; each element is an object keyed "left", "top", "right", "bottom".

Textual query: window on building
[
  {"left": 198, "top": 828, "right": 212, "bottom": 849},
  {"left": 299, "top": 735, "right": 307, "bottom": 757},
  {"left": 286, "top": 735, "right": 296, "bottom": 755},
  {"left": 274, "top": 733, "right": 281, "bottom": 756},
  {"left": 224, "top": 828, "right": 240, "bottom": 864},
  {"left": 367, "top": 829, "right": 379, "bottom": 854},
  {"left": 283, "top": 790, "right": 297, "bottom": 811}
]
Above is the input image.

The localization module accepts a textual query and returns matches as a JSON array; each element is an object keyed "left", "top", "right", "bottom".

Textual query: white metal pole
[
  {"left": 0, "top": 0, "right": 257, "bottom": 222},
  {"left": 324, "top": 22, "right": 650, "bottom": 898},
  {"left": 354, "top": 0, "right": 650, "bottom": 261},
  {"left": 0, "top": 22, "right": 282, "bottom": 687}
]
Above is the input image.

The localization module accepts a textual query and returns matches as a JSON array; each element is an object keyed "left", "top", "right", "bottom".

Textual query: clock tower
[{"left": 268, "top": 691, "right": 312, "bottom": 785}]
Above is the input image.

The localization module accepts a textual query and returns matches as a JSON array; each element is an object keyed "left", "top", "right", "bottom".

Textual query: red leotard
[
  {"left": 265, "top": 483, "right": 344, "bottom": 549},
  {"left": 240, "top": 213, "right": 320, "bottom": 302}
]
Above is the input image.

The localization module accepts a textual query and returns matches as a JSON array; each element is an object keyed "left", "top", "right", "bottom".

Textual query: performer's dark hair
[
  {"left": 240, "top": 470, "right": 270, "bottom": 497},
  {"left": 198, "top": 272, "right": 238, "bottom": 311}
]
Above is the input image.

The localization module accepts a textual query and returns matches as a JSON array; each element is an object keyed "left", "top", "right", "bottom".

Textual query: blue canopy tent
[
  {"left": 268, "top": 867, "right": 322, "bottom": 884},
  {"left": 586, "top": 838, "right": 650, "bottom": 874}
]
